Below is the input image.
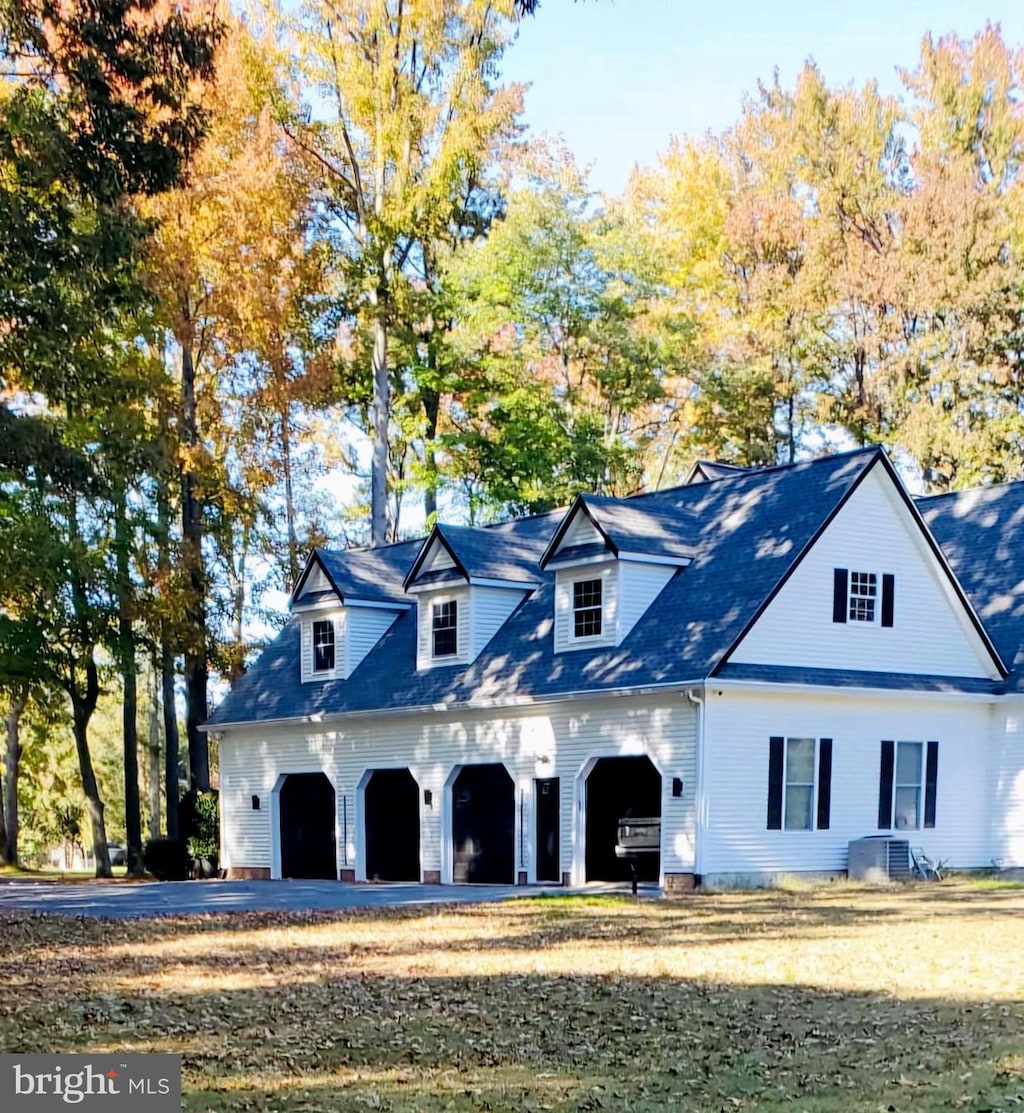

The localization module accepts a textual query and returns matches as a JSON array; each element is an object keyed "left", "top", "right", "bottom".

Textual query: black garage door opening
[
  {"left": 452, "top": 763, "right": 514, "bottom": 883},
  {"left": 585, "top": 756, "right": 661, "bottom": 882},
  {"left": 364, "top": 768, "right": 420, "bottom": 882},
  {"left": 279, "top": 772, "right": 337, "bottom": 880}
]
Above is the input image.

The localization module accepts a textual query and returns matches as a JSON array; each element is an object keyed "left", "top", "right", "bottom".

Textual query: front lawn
[{"left": 2, "top": 882, "right": 1023, "bottom": 1111}]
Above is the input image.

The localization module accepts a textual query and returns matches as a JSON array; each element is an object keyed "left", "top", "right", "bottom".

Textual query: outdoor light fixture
[
  {"left": 424, "top": 789, "right": 433, "bottom": 807},
  {"left": 672, "top": 777, "right": 683, "bottom": 798},
  {"left": 251, "top": 795, "right": 261, "bottom": 810}
]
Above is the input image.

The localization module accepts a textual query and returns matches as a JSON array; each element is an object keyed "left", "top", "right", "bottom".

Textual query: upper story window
[
  {"left": 573, "top": 578, "right": 603, "bottom": 638},
  {"left": 432, "top": 600, "right": 458, "bottom": 657},
  {"left": 312, "top": 619, "right": 335, "bottom": 673},
  {"left": 833, "top": 568, "right": 894, "bottom": 627},
  {"left": 849, "top": 571, "right": 877, "bottom": 622}
]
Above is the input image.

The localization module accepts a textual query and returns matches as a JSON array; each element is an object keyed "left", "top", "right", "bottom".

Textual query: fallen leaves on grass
[{"left": 1, "top": 885, "right": 1023, "bottom": 1111}]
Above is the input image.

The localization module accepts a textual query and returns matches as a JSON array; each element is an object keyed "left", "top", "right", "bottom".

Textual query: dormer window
[
  {"left": 573, "top": 579, "right": 603, "bottom": 638},
  {"left": 848, "top": 572, "right": 877, "bottom": 622},
  {"left": 312, "top": 619, "right": 335, "bottom": 672},
  {"left": 432, "top": 600, "right": 458, "bottom": 658}
]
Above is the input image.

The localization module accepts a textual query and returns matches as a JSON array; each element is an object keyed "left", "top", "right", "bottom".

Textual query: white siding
[
  {"left": 416, "top": 586, "right": 471, "bottom": 670},
  {"left": 700, "top": 686, "right": 996, "bottom": 880},
  {"left": 617, "top": 561, "right": 677, "bottom": 640},
  {"left": 731, "top": 464, "right": 1000, "bottom": 679},
  {"left": 295, "top": 563, "right": 334, "bottom": 601},
  {"left": 346, "top": 608, "right": 399, "bottom": 675},
  {"left": 560, "top": 510, "right": 606, "bottom": 550},
  {"left": 419, "top": 536, "right": 457, "bottom": 575},
  {"left": 219, "top": 693, "right": 698, "bottom": 883},
  {"left": 470, "top": 586, "right": 528, "bottom": 659},
  {"left": 299, "top": 610, "right": 345, "bottom": 683},
  {"left": 990, "top": 699, "right": 1024, "bottom": 867},
  {"left": 554, "top": 561, "right": 618, "bottom": 652}
]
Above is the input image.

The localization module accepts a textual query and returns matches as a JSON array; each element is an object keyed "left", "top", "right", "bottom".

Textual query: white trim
[
  {"left": 406, "top": 577, "right": 466, "bottom": 595},
  {"left": 202, "top": 680, "right": 706, "bottom": 732},
  {"left": 468, "top": 577, "right": 541, "bottom": 590},
  {"left": 291, "top": 597, "right": 342, "bottom": 615},
  {"left": 343, "top": 597, "right": 412, "bottom": 612},
  {"left": 710, "top": 678, "right": 999, "bottom": 704},
  {"left": 546, "top": 553, "right": 613, "bottom": 570},
  {"left": 617, "top": 551, "right": 692, "bottom": 567}
]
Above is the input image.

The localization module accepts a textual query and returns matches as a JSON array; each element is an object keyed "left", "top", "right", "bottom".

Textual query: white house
[{"left": 204, "top": 447, "right": 1024, "bottom": 889}]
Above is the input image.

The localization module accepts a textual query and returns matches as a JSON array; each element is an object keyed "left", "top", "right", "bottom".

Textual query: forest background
[{"left": 1, "top": 0, "right": 1022, "bottom": 875}]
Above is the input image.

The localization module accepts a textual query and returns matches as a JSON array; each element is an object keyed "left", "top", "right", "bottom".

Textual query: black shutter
[
  {"left": 878, "top": 740, "right": 894, "bottom": 829},
  {"left": 767, "top": 736, "right": 784, "bottom": 830},
  {"left": 881, "top": 574, "right": 895, "bottom": 627},
  {"left": 924, "top": 740, "right": 939, "bottom": 828},
  {"left": 833, "top": 568, "right": 848, "bottom": 623},
  {"left": 816, "top": 738, "right": 833, "bottom": 830}
]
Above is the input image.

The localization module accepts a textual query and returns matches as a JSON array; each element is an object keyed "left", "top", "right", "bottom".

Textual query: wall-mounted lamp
[
  {"left": 251, "top": 794, "right": 261, "bottom": 810},
  {"left": 424, "top": 789, "right": 433, "bottom": 808},
  {"left": 671, "top": 777, "right": 683, "bottom": 799}
]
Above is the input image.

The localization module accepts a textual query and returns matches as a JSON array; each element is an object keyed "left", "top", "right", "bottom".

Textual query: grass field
[{"left": 2, "top": 881, "right": 1024, "bottom": 1111}]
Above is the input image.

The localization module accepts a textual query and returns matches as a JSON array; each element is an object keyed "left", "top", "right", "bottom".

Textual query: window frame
[
  {"left": 431, "top": 598, "right": 459, "bottom": 659},
  {"left": 848, "top": 570, "right": 879, "bottom": 624},
  {"left": 311, "top": 618, "right": 336, "bottom": 674},
  {"left": 782, "top": 736, "right": 818, "bottom": 832},
  {"left": 571, "top": 577, "right": 604, "bottom": 640},
  {"left": 892, "top": 740, "right": 924, "bottom": 830}
]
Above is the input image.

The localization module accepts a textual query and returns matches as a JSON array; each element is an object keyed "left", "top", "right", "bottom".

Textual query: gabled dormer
[
  {"left": 292, "top": 550, "right": 411, "bottom": 683},
  {"left": 541, "top": 495, "right": 693, "bottom": 652},
  {"left": 404, "top": 524, "right": 541, "bottom": 670}
]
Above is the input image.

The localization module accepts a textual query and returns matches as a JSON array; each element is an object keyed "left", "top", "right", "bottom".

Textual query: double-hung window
[
  {"left": 312, "top": 619, "right": 335, "bottom": 673},
  {"left": 767, "top": 736, "right": 833, "bottom": 831},
  {"left": 848, "top": 571, "right": 877, "bottom": 622},
  {"left": 879, "top": 739, "right": 938, "bottom": 830},
  {"left": 573, "top": 578, "right": 603, "bottom": 638},
  {"left": 432, "top": 600, "right": 458, "bottom": 658}
]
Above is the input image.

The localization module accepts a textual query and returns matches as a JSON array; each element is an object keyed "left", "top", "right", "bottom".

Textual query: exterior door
[
  {"left": 279, "top": 772, "right": 337, "bottom": 880},
  {"left": 535, "top": 778, "right": 560, "bottom": 882}
]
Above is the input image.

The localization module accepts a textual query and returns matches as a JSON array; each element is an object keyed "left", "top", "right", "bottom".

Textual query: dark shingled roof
[
  {"left": 209, "top": 447, "right": 899, "bottom": 727},
  {"left": 408, "top": 522, "right": 547, "bottom": 587},
  {"left": 919, "top": 481, "right": 1024, "bottom": 693}
]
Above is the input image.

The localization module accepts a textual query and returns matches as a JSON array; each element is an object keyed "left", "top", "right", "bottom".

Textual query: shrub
[
  {"left": 179, "top": 789, "right": 220, "bottom": 873},
  {"left": 144, "top": 838, "right": 190, "bottom": 881}
]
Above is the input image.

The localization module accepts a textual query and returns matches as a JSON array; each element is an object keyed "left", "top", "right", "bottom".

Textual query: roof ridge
[
  {"left": 624, "top": 445, "right": 882, "bottom": 503},
  {"left": 916, "top": 475, "right": 1024, "bottom": 503}
]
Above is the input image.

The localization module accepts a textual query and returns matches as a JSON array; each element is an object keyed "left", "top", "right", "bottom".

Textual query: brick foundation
[
  {"left": 662, "top": 872, "right": 698, "bottom": 895},
  {"left": 422, "top": 870, "right": 441, "bottom": 884},
  {"left": 517, "top": 871, "right": 528, "bottom": 886},
  {"left": 339, "top": 868, "right": 356, "bottom": 883},
  {"left": 225, "top": 867, "right": 271, "bottom": 881},
  {"left": 561, "top": 872, "right": 571, "bottom": 887}
]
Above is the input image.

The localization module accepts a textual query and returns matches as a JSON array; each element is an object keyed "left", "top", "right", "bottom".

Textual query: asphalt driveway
[{"left": 0, "top": 878, "right": 632, "bottom": 919}]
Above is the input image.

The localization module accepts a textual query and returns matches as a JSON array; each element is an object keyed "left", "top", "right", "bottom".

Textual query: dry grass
[{"left": 2, "top": 882, "right": 1024, "bottom": 1111}]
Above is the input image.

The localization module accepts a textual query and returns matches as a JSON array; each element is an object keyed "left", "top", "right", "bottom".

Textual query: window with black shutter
[
  {"left": 767, "top": 736, "right": 833, "bottom": 831},
  {"left": 432, "top": 600, "right": 458, "bottom": 657},
  {"left": 312, "top": 619, "right": 335, "bottom": 673},
  {"left": 878, "top": 739, "right": 937, "bottom": 830}
]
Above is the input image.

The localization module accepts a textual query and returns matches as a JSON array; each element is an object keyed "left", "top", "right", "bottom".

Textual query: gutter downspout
[{"left": 687, "top": 688, "right": 706, "bottom": 881}]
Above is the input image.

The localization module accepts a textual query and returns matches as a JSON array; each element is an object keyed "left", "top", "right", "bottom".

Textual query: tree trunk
[
  {"left": 4, "top": 691, "right": 26, "bottom": 865},
  {"left": 71, "top": 658, "right": 111, "bottom": 878},
  {"left": 155, "top": 473, "right": 181, "bottom": 840},
  {"left": 280, "top": 400, "right": 299, "bottom": 590},
  {"left": 114, "top": 481, "right": 144, "bottom": 876},
  {"left": 162, "top": 642, "right": 180, "bottom": 842},
  {"left": 0, "top": 755, "right": 7, "bottom": 867},
  {"left": 148, "top": 672, "right": 160, "bottom": 841},
  {"left": 370, "top": 288, "right": 390, "bottom": 548},
  {"left": 180, "top": 341, "right": 210, "bottom": 791}
]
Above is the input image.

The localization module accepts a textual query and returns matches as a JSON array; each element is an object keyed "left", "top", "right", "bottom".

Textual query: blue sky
[{"left": 503, "top": 0, "right": 1024, "bottom": 195}]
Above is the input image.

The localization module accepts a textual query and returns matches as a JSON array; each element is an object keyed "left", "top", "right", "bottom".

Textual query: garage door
[
  {"left": 364, "top": 768, "right": 420, "bottom": 882},
  {"left": 280, "top": 772, "right": 337, "bottom": 880},
  {"left": 452, "top": 764, "right": 514, "bottom": 883},
  {"left": 585, "top": 756, "right": 661, "bottom": 882}
]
